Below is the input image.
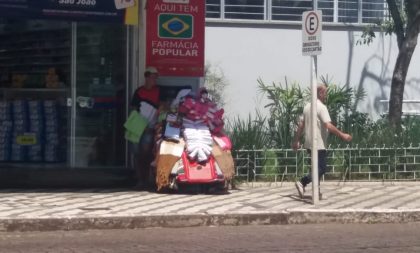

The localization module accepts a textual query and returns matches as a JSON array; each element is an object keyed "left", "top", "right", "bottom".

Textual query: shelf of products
[
  {"left": 0, "top": 19, "right": 127, "bottom": 166},
  {"left": 0, "top": 98, "right": 68, "bottom": 162},
  {"left": 0, "top": 20, "right": 70, "bottom": 163},
  {"left": 0, "top": 21, "right": 71, "bottom": 89}
]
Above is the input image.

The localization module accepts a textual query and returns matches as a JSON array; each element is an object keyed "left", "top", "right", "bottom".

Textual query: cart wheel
[{"left": 169, "top": 176, "right": 178, "bottom": 190}]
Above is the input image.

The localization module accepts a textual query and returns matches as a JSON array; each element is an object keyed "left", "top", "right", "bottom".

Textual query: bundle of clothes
[{"left": 154, "top": 88, "right": 235, "bottom": 191}]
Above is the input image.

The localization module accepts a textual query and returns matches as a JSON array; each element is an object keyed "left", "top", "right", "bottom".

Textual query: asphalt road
[{"left": 0, "top": 223, "right": 420, "bottom": 253}]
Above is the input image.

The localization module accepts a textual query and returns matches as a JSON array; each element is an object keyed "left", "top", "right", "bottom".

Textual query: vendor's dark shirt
[{"left": 130, "top": 85, "right": 160, "bottom": 109}]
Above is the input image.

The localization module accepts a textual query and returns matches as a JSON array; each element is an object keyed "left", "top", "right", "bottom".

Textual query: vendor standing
[{"left": 130, "top": 66, "right": 160, "bottom": 189}]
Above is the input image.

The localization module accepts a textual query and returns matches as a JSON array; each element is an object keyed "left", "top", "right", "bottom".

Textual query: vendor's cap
[{"left": 145, "top": 66, "right": 158, "bottom": 74}]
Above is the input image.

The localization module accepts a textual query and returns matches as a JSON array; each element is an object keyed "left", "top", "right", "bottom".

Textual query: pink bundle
[
  {"left": 213, "top": 135, "right": 232, "bottom": 151},
  {"left": 179, "top": 95, "right": 225, "bottom": 134}
]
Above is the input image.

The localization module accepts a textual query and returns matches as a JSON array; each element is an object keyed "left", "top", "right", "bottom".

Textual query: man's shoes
[{"left": 295, "top": 181, "right": 305, "bottom": 198}]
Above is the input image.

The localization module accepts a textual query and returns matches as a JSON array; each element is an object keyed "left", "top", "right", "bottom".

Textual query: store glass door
[{"left": 71, "top": 22, "right": 127, "bottom": 168}]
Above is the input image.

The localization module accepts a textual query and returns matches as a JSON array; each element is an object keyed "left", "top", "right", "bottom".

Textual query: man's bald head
[{"left": 317, "top": 84, "right": 327, "bottom": 102}]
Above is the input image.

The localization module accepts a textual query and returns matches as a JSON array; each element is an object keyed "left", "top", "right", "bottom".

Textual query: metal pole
[
  {"left": 358, "top": 0, "right": 362, "bottom": 24},
  {"left": 333, "top": 0, "right": 338, "bottom": 22},
  {"left": 311, "top": 55, "right": 319, "bottom": 204},
  {"left": 310, "top": 0, "right": 320, "bottom": 205}
]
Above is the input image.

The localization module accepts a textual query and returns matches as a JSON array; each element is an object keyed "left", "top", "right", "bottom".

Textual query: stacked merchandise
[
  {"left": 43, "top": 100, "right": 60, "bottom": 162},
  {"left": 11, "top": 100, "right": 28, "bottom": 161},
  {"left": 0, "top": 101, "right": 12, "bottom": 161},
  {"left": 177, "top": 89, "right": 225, "bottom": 164},
  {"left": 27, "top": 100, "right": 44, "bottom": 162},
  {"left": 178, "top": 90, "right": 225, "bottom": 135},
  {"left": 155, "top": 88, "right": 234, "bottom": 191},
  {"left": 173, "top": 89, "right": 226, "bottom": 164},
  {"left": 183, "top": 119, "right": 213, "bottom": 162}
]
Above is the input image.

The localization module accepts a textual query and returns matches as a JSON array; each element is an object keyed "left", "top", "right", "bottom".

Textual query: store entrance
[
  {"left": 0, "top": 19, "right": 128, "bottom": 169},
  {"left": 71, "top": 22, "right": 127, "bottom": 168}
]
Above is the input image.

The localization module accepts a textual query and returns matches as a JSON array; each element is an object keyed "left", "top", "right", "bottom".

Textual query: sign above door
[{"left": 0, "top": 0, "right": 138, "bottom": 25}]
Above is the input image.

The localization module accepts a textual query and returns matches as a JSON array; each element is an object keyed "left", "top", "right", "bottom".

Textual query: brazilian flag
[{"left": 159, "top": 14, "right": 193, "bottom": 39}]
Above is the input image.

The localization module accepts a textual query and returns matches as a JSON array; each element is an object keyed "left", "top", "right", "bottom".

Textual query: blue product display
[
  {"left": 0, "top": 107, "right": 13, "bottom": 162},
  {"left": 0, "top": 136, "right": 11, "bottom": 161},
  {"left": 43, "top": 100, "right": 61, "bottom": 162},
  {"left": 45, "top": 124, "right": 58, "bottom": 133},
  {"left": 29, "top": 119, "right": 44, "bottom": 133},
  {"left": 44, "top": 100, "right": 58, "bottom": 116},
  {"left": 0, "top": 146, "right": 10, "bottom": 161},
  {"left": 45, "top": 132, "right": 59, "bottom": 145},
  {"left": 0, "top": 101, "right": 10, "bottom": 109},
  {"left": 1, "top": 120, "right": 13, "bottom": 133},
  {"left": 11, "top": 143, "right": 26, "bottom": 162},
  {"left": 44, "top": 143, "right": 58, "bottom": 162},
  {"left": 28, "top": 143, "right": 43, "bottom": 162},
  {"left": 28, "top": 100, "right": 44, "bottom": 130},
  {"left": 0, "top": 149, "right": 10, "bottom": 161},
  {"left": 12, "top": 100, "right": 27, "bottom": 112},
  {"left": 12, "top": 100, "right": 28, "bottom": 132},
  {"left": 28, "top": 100, "right": 42, "bottom": 111},
  {"left": 0, "top": 99, "right": 65, "bottom": 163},
  {"left": 13, "top": 120, "right": 28, "bottom": 133},
  {"left": 0, "top": 101, "right": 11, "bottom": 121}
]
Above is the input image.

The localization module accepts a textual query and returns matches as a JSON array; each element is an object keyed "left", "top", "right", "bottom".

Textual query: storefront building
[
  {"left": 0, "top": 0, "right": 205, "bottom": 182},
  {"left": 0, "top": 1, "right": 140, "bottom": 171}
]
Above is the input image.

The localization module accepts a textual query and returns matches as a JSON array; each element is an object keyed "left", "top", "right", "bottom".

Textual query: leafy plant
[
  {"left": 258, "top": 78, "right": 305, "bottom": 148},
  {"left": 225, "top": 112, "right": 273, "bottom": 181},
  {"left": 228, "top": 75, "right": 420, "bottom": 181},
  {"left": 225, "top": 112, "right": 271, "bottom": 150}
]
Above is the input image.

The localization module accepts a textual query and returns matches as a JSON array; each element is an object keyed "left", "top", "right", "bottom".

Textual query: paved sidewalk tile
[
  {"left": 0, "top": 182, "right": 420, "bottom": 231},
  {"left": 0, "top": 182, "right": 419, "bottom": 219}
]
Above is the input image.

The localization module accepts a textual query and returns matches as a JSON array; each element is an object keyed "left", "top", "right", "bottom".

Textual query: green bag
[{"left": 124, "top": 110, "right": 148, "bottom": 144}]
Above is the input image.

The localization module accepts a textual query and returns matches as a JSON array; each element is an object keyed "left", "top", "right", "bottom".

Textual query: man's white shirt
[{"left": 302, "top": 99, "right": 332, "bottom": 149}]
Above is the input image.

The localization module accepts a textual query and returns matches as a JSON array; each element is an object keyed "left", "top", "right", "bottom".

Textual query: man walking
[{"left": 292, "top": 84, "right": 352, "bottom": 199}]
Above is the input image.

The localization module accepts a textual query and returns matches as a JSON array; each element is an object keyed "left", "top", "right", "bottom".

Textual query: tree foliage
[
  {"left": 204, "top": 63, "right": 229, "bottom": 108},
  {"left": 358, "top": 0, "right": 420, "bottom": 129}
]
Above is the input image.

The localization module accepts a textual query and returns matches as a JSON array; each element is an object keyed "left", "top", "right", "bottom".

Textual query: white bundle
[
  {"left": 183, "top": 121, "right": 213, "bottom": 162},
  {"left": 139, "top": 101, "right": 157, "bottom": 125}
]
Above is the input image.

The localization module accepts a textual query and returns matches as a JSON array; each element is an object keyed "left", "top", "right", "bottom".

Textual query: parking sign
[{"left": 302, "top": 10, "right": 322, "bottom": 56}]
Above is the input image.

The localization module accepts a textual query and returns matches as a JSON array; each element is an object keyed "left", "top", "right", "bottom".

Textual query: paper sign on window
[{"left": 115, "top": 0, "right": 135, "bottom": 10}]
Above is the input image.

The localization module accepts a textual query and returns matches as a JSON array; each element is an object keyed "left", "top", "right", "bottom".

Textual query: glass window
[
  {"left": 318, "top": 0, "right": 334, "bottom": 22},
  {"left": 362, "top": 0, "right": 385, "bottom": 23},
  {"left": 206, "top": 0, "right": 388, "bottom": 24},
  {"left": 224, "top": 0, "right": 265, "bottom": 20},
  {"left": 206, "top": 0, "right": 221, "bottom": 19},
  {"left": 0, "top": 18, "right": 128, "bottom": 167},
  {"left": 271, "top": 0, "right": 337, "bottom": 22},
  {"left": 0, "top": 18, "right": 71, "bottom": 164},
  {"left": 338, "top": 0, "right": 359, "bottom": 23},
  {"left": 271, "top": 0, "right": 312, "bottom": 21}
]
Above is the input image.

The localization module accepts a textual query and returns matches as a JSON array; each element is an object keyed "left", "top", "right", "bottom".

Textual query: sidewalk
[{"left": 1, "top": 181, "right": 420, "bottom": 232}]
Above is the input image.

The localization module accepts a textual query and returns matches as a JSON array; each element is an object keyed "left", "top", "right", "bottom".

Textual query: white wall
[{"left": 205, "top": 25, "right": 420, "bottom": 120}]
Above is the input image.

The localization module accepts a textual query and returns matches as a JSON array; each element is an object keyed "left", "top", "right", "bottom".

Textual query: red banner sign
[{"left": 146, "top": 0, "right": 205, "bottom": 77}]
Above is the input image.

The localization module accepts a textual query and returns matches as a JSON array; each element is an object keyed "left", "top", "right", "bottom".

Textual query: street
[{"left": 0, "top": 223, "right": 419, "bottom": 253}]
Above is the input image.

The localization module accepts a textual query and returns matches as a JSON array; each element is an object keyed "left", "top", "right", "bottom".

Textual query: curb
[{"left": 2, "top": 210, "right": 420, "bottom": 232}]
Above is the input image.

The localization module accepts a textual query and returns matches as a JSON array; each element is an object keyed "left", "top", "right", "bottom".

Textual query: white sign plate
[
  {"left": 114, "top": 0, "right": 135, "bottom": 10},
  {"left": 302, "top": 10, "right": 322, "bottom": 56}
]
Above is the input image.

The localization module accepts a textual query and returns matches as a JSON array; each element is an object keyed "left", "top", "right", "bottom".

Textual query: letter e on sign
[{"left": 302, "top": 10, "right": 322, "bottom": 56}]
